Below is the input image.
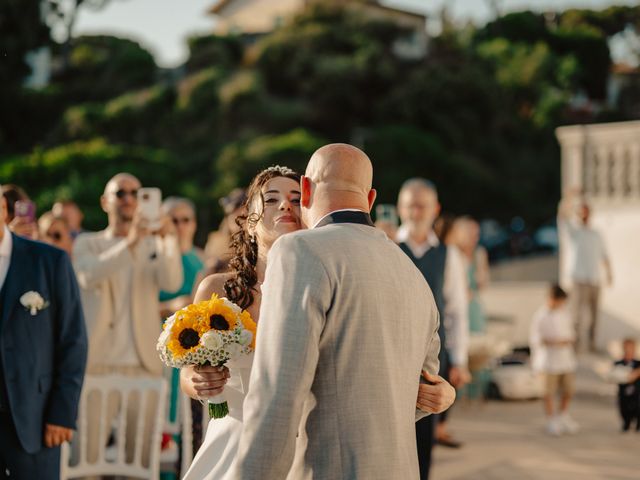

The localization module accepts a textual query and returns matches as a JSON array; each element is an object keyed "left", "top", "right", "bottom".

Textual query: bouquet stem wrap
[{"left": 207, "top": 392, "right": 229, "bottom": 419}]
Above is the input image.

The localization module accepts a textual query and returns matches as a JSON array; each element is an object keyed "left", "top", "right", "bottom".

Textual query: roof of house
[
  {"left": 611, "top": 63, "right": 640, "bottom": 75},
  {"left": 209, "top": 0, "right": 232, "bottom": 15},
  {"left": 208, "top": 0, "right": 426, "bottom": 19}
]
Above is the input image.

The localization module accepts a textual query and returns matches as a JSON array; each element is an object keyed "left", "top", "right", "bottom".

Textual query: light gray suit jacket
[{"left": 232, "top": 221, "right": 440, "bottom": 479}]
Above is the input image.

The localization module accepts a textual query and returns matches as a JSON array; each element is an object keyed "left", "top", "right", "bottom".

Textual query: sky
[{"left": 74, "top": 0, "right": 639, "bottom": 68}]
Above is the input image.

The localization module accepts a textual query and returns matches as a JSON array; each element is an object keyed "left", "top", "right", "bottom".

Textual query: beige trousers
[{"left": 573, "top": 282, "right": 600, "bottom": 351}]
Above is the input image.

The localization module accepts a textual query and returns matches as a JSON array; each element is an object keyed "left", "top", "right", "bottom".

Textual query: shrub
[{"left": 1, "top": 138, "right": 179, "bottom": 229}]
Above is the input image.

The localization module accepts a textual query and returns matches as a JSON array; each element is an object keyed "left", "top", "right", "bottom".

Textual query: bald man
[
  {"left": 72, "top": 173, "right": 182, "bottom": 462},
  {"left": 232, "top": 145, "right": 450, "bottom": 479},
  {"left": 73, "top": 173, "right": 182, "bottom": 374}
]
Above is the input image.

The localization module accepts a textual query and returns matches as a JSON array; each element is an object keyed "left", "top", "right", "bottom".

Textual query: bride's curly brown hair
[{"left": 224, "top": 165, "right": 301, "bottom": 309}]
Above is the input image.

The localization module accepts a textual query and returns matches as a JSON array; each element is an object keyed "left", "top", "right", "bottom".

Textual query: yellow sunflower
[
  {"left": 239, "top": 310, "right": 257, "bottom": 349},
  {"left": 200, "top": 294, "right": 238, "bottom": 332},
  {"left": 167, "top": 308, "right": 209, "bottom": 358}
]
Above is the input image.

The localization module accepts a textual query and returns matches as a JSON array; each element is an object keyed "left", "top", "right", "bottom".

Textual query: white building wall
[{"left": 556, "top": 121, "right": 640, "bottom": 348}]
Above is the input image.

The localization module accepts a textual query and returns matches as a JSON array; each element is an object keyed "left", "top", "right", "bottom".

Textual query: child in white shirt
[{"left": 530, "top": 284, "right": 579, "bottom": 436}]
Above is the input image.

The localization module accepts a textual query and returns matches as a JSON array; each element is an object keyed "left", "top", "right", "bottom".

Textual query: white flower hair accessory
[{"left": 19, "top": 291, "right": 49, "bottom": 316}]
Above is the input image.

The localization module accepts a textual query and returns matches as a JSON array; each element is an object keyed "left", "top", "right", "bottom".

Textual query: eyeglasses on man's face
[
  {"left": 172, "top": 216, "right": 193, "bottom": 225},
  {"left": 46, "top": 231, "right": 63, "bottom": 241},
  {"left": 114, "top": 189, "right": 139, "bottom": 200}
]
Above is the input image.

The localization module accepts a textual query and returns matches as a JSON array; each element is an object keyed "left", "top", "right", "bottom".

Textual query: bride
[
  {"left": 181, "top": 165, "right": 455, "bottom": 479},
  {"left": 181, "top": 165, "right": 303, "bottom": 480}
]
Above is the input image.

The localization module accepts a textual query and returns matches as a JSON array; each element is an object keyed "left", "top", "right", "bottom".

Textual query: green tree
[{"left": 51, "top": 35, "right": 157, "bottom": 103}]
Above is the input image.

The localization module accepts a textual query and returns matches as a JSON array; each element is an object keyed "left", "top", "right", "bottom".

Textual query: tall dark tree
[{"left": 0, "top": 0, "right": 51, "bottom": 87}]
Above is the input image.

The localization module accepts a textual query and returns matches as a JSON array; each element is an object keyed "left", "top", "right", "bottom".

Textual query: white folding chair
[
  {"left": 162, "top": 376, "right": 195, "bottom": 476},
  {"left": 60, "top": 374, "right": 167, "bottom": 480}
]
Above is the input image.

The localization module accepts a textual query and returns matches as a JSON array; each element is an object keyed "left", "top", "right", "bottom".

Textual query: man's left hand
[
  {"left": 417, "top": 371, "right": 456, "bottom": 414},
  {"left": 449, "top": 366, "right": 472, "bottom": 389},
  {"left": 44, "top": 423, "right": 74, "bottom": 448}
]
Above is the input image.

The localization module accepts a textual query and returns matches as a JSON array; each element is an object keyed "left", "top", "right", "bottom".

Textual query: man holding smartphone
[{"left": 72, "top": 172, "right": 183, "bottom": 462}]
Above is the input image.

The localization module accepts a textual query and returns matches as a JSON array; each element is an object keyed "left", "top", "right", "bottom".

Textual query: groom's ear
[
  {"left": 367, "top": 188, "right": 377, "bottom": 212},
  {"left": 301, "top": 176, "right": 312, "bottom": 208}
]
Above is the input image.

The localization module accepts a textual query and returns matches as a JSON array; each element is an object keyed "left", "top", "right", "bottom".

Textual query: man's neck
[
  {"left": 107, "top": 219, "right": 131, "bottom": 238},
  {"left": 179, "top": 240, "right": 192, "bottom": 253}
]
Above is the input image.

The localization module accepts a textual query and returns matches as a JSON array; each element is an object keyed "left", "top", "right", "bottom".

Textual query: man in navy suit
[{"left": 0, "top": 186, "right": 87, "bottom": 479}]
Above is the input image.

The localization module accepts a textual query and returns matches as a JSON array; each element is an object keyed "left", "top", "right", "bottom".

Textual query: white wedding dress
[{"left": 182, "top": 354, "right": 253, "bottom": 480}]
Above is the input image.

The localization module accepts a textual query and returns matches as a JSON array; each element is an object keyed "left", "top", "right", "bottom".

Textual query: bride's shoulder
[{"left": 194, "top": 272, "right": 236, "bottom": 302}]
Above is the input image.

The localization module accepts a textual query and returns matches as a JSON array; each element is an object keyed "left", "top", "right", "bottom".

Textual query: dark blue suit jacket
[{"left": 0, "top": 234, "right": 88, "bottom": 454}]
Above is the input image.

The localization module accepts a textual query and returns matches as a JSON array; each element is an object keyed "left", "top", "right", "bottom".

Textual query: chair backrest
[{"left": 60, "top": 374, "right": 167, "bottom": 480}]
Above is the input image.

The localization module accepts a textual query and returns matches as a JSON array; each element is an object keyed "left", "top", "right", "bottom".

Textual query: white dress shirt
[
  {"left": 559, "top": 220, "right": 609, "bottom": 286},
  {"left": 396, "top": 226, "right": 469, "bottom": 367},
  {"left": 529, "top": 305, "right": 576, "bottom": 374},
  {"left": 0, "top": 226, "right": 13, "bottom": 291}
]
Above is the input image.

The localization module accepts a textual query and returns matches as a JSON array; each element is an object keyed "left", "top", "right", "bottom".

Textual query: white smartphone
[
  {"left": 137, "top": 187, "right": 162, "bottom": 230},
  {"left": 375, "top": 204, "right": 398, "bottom": 225}
]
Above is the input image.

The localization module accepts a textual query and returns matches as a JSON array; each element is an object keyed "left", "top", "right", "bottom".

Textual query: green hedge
[{"left": 1, "top": 138, "right": 179, "bottom": 230}]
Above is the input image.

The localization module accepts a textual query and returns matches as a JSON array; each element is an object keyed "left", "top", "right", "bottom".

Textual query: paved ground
[
  {"left": 430, "top": 254, "right": 640, "bottom": 479},
  {"left": 432, "top": 356, "right": 640, "bottom": 480}
]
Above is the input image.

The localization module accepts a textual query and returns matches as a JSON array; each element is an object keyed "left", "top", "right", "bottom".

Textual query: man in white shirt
[
  {"left": 530, "top": 284, "right": 579, "bottom": 436},
  {"left": 73, "top": 173, "right": 183, "bottom": 462},
  {"left": 558, "top": 195, "right": 612, "bottom": 351},
  {"left": 396, "top": 178, "right": 470, "bottom": 479}
]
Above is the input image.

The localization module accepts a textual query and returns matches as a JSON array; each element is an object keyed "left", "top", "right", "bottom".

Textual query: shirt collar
[
  {"left": 396, "top": 225, "right": 440, "bottom": 248},
  {"left": 312, "top": 209, "right": 368, "bottom": 229},
  {"left": 0, "top": 226, "right": 13, "bottom": 259}
]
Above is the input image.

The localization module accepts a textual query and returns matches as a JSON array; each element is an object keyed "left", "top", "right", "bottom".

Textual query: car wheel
[{"left": 487, "top": 382, "right": 501, "bottom": 400}]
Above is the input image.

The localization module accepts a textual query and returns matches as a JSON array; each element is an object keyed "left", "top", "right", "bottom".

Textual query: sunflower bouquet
[{"left": 157, "top": 294, "right": 256, "bottom": 419}]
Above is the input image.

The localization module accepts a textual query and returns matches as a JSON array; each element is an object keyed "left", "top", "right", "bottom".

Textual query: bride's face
[{"left": 253, "top": 176, "right": 302, "bottom": 247}]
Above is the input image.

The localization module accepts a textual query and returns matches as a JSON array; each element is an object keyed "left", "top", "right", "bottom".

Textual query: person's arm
[
  {"left": 416, "top": 306, "right": 442, "bottom": 422},
  {"left": 475, "top": 246, "right": 490, "bottom": 290},
  {"left": 233, "top": 236, "right": 330, "bottom": 479},
  {"left": 443, "top": 246, "right": 470, "bottom": 386},
  {"left": 72, "top": 234, "right": 132, "bottom": 289},
  {"left": 45, "top": 251, "right": 88, "bottom": 444},
  {"left": 153, "top": 218, "right": 183, "bottom": 293},
  {"left": 529, "top": 310, "right": 542, "bottom": 349},
  {"left": 599, "top": 234, "right": 613, "bottom": 286}
]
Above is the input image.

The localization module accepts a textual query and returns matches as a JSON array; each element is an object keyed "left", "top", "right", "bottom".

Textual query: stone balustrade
[{"left": 556, "top": 121, "right": 640, "bottom": 203}]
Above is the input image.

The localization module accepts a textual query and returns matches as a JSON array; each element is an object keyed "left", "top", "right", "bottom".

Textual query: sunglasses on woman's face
[
  {"left": 114, "top": 189, "right": 139, "bottom": 199},
  {"left": 46, "top": 231, "right": 63, "bottom": 241},
  {"left": 172, "top": 217, "right": 193, "bottom": 225}
]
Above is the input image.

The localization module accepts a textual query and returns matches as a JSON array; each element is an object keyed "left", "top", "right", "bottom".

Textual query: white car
[{"left": 489, "top": 358, "right": 544, "bottom": 400}]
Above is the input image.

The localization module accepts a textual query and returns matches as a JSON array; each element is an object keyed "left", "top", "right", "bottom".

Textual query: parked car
[
  {"left": 488, "top": 355, "right": 544, "bottom": 400},
  {"left": 533, "top": 224, "right": 559, "bottom": 252}
]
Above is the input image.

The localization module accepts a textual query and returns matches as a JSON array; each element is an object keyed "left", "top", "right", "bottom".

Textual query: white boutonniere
[{"left": 19, "top": 291, "right": 49, "bottom": 316}]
